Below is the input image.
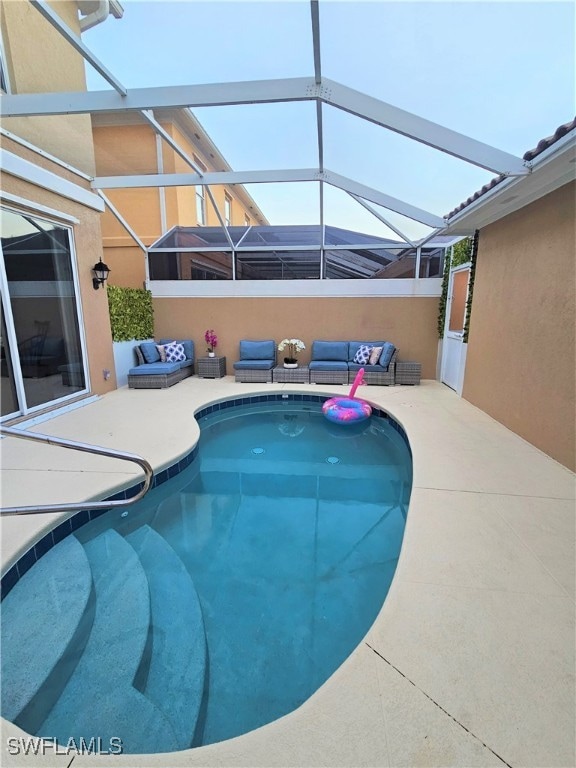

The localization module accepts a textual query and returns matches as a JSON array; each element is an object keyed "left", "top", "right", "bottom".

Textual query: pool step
[
  {"left": 126, "top": 525, "right": 207, "bottom": 749},
  {"left": 0, "top": 535, "right": 94, "bottom": 733},
  {"left": 157, "top": 491, "right": 240, "bottom": 581},
  {"left": 39, "top": 529, "right": 179, "bottom": 753},
  {"left": 199, "top": 460, "right": 404, "bottom": 504}
]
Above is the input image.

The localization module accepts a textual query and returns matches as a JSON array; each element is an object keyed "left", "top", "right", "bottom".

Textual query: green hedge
[
  {"left": 437, "top": 236, "right": 472, "bottom": 339},
  {"left": 462, "top": 231, "right": 479, "bottom": 343},
  {"left": 107, "top": 285, "right": 154, "bottom": 342},
  {"left": 436, "top": 233, "right": 478, "bottom": 341}
]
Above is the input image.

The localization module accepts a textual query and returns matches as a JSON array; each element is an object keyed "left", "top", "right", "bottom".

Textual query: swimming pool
[{"left": 1, "top": 396, "right": 412, "bottom": 754}]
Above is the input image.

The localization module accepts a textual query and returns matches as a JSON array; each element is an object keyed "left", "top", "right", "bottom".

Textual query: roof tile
[{"left": 446, "top": 117, "right": 576, "bottom": 219}]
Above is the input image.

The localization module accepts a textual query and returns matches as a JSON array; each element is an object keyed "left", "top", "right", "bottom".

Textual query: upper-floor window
[
  {"left": 224, "top": 194, "right": 232, "bottom": 227},
  {"left": 195, "top": 186, "right": 206, "bottom": 225},
  {"left": 244, "top": 214, "right": 250, "bottom": 227}
]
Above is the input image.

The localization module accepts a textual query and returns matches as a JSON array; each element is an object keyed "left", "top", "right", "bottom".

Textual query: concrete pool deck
[{"left": 1, "top": 378, "right": 574, "bottom": 768}]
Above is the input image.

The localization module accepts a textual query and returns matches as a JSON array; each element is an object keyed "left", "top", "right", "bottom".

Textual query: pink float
[{"left": 322, "top": 368, "right": 372, "bottom": 424}]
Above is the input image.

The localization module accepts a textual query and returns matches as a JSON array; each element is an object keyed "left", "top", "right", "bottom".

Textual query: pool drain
[
  {"left": 251, "top": 447, "right": 265, "bottom": 455},
  {"left": 326, "top": 456, "right": 340, "bottom": 464}
]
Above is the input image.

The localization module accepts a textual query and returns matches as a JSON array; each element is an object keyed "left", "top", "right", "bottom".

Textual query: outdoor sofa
[
  {"left": 309, "top": 340, "right": 397, "bottom": 385},
  {"left": 233, "top": 340, "right": 276, "bottom": 383},
  {"left": 128, "top": 339, "right": 195, "bottom": 389}
]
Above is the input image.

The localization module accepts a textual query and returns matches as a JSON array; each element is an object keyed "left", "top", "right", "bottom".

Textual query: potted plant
[
  {"left": 278, "top": 338, "right": 305, "bottom": 368},
  {"left": 205, "top": 329, "right": 218, "bottom": 357}
]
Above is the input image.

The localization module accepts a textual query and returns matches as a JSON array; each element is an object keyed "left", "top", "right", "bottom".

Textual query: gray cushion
[
  {"left": 140, "top": 342, "right": 161, "bottom": 364},
  {"left": 311, "top": 341, "right": 348, "bottom": 362},
  {"left": 128, "top": 362, "right": 180, "bottom": 375},
  {"left": 309, "top": 360, "right": 348, "bottom": 371},
  {"left": 239, "top": 340, "right": 275, "bottom": 361},
  {"left": 233, "top": 359, "right": 275, "bottom": 370},
  {"left": 379, "top": 342, "right": 396, "bottom": 368},
  {"left": 134, "top": 346, "right": 145, "bottom": 366}
]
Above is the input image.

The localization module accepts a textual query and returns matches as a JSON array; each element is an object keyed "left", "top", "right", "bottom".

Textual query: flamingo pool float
[{"left": 322, "top": 368, "right": 372, "bottom": 424}]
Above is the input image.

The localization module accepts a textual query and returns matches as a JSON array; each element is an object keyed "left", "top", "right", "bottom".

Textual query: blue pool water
[{"left": 1, "top": 399, "right": 412, "bottom": 754}]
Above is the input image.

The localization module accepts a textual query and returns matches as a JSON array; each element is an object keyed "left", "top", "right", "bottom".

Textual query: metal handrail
[{"left": 0, "top": 426, "right": 153, "bottom": 516}]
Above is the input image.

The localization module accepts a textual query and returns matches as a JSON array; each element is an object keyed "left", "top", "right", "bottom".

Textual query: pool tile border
[{"left": 1, "top": 394, "right": 408, "bottom": 599}]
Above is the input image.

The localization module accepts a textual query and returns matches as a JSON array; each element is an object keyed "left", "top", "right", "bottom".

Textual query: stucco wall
[
  {"left": 1, "top": 149, "right": 117, "bottom": 397},
  {"left": 1, "top": 0, "right": 96, "bottom": 175},
  {"left": 92, "top": 119, "right": 268, "bottom": 289},
  {"left": 462, "top": 181, "right": 576, "bottom": 470},
  {"left": 92, "top": 124, "right": 163, "bottom": 252},
  {"left": 152, "top": 296, "right": 440, "bottom": 378}
]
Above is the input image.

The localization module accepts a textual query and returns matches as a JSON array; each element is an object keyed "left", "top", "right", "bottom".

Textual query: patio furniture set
[{"left": 127, "top": 338, "right": 420, "bottom": 389}]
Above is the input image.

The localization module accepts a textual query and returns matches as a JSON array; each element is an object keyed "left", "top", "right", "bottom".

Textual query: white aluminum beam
[
  {"left": 92, "top": 164, "right": 443, "bottom": 227},
  {"left": 236, "top": 226, "right": 252, "bottom": 248},
  {"left": 325, "top": 243, "right": 407, "bottom": 251},
  {"left": 92, "top": 168, "right": 321, "bottom": 190},
  {"left": 1, "top": 149, "right": 104, "bottom": 211},
  {"left": 416, "top": 228, "right": 451, "bottom": 247},
  {"left": 0, "top": 77, "right": 316, "bottom": 117},
  {"left": 414, "top": 246, "right": 422, "bottom": 277},
  {"left": 29, "top": 0, "right": 127, "bottom": 96},
  {"left": 97, "top": 191, "right": 147, "bottom": 252},
  {"left": 348, "top": 193, "right": 417, "bottom": 246},
  {"left": 324, "top": 171, "right": 445, "bottom": 228},
  {"left": 149, "top": 242, "right": 406, "bottom": 253},
  {"left": 140, "top": 109, "right": 236, "bottom": 250},
  {"left": 316, "top": 101, "right": 324, "bottom": 172},
  {"left": 149, "top": 246, "right": 233, "bottom": 253},
  {"left": 2, "top": 67, "right": 528, "bottom": 178},
  {"left": 321, "top": 78, "right": 528, "bottom": 176},
  {"left": 155, "top": 133, "right": 167, "bottom": 233},
  {"left": 310, "top": 0, "right": 322, "bottom": 85},
  {"left": 140, "top": 109, "right": 205, "bottom": 175}
]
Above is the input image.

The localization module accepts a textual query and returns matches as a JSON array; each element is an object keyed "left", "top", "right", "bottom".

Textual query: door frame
[{"left": 440, "top": 262, "right": 471, "bottom": 395}]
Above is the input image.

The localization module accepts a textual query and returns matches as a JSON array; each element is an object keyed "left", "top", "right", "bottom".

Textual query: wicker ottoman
[
  {"left": 395, "top": 361, "right": 421, "bottom": 385},
  {"left": 273, "top": 366, "right": 309, "bottom": 383},
  {"left": 197, "top": 356, "right": 226, "bottom": 378},
  {"left": 309, "top": 368, "right": 348, "bottom": 385},
  {"left": 234, "top": 368, "right": 273, "bottom": 383}
]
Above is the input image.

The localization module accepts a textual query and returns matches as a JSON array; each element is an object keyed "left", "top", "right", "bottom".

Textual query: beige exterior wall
[
  {"left": 0, "top": 0, "right": 117, "bottom": 402},
  {"left": 92, "top": 124, "right": 163, "bottom": 287},
  {"left": 1, "top": 0, "right": 96, "bottom": 175},
  {"left": 463, "top": 181, "right": 576, "bottom": 471},
  {"left": 152, "top": 296, "right": 440, "bottom": 379},
  {"left": 92, "top": 119, "right": 266, "bottom": 288}
]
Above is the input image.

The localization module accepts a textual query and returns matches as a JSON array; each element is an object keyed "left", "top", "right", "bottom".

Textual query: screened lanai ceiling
[
  {"left": 148, "top": 225, "right": 456, "bottom": 280},
  {"left": 1, "top": 0, "right": 573, "bottom": 247}
]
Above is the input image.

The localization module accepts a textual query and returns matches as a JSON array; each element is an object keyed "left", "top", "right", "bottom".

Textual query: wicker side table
[
  {"left": 273, "top": 366, "right": 310, "bottom": 383},
  {"left": 395, "top": 361, "right": 421, "bottom": 385},
  {"left": 197, "top": 356, "right": 226, "bottom": 378}
]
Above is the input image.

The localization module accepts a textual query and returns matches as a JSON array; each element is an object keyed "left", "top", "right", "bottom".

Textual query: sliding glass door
[{"left": 0, "top": 207, "right": 88, "bottom": 417}]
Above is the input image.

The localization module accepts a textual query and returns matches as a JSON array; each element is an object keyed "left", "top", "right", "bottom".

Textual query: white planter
[
  {"left": 113, "top": 338, "right": 154, "bottom": 388},
  {"left": 208, "top": 351, "right": 215, "bottom": 358},
  {"left": 283, "top": 362, "right": 298, "bottom": 369}
]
